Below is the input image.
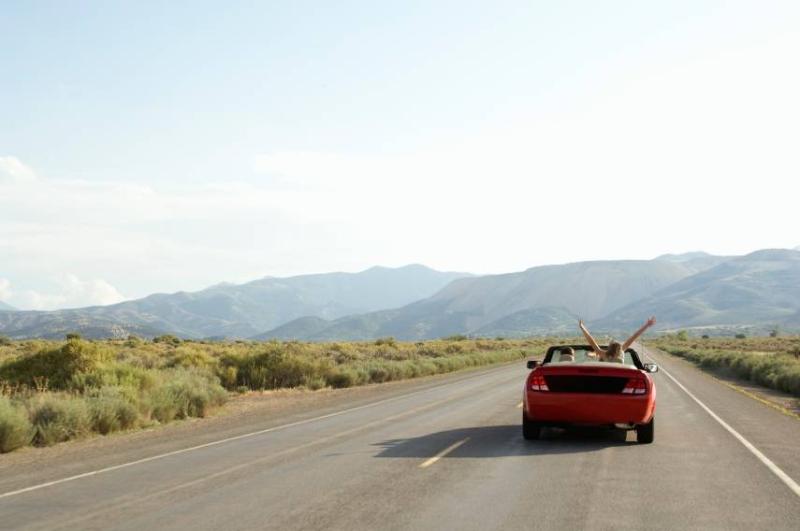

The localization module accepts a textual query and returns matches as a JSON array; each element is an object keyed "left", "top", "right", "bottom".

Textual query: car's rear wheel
[
  {"left": 636, "top": 417, "right": 654, "bottom": 444},
  {"left": 522, "top": 412, "right": 541, "bottom": 440}
]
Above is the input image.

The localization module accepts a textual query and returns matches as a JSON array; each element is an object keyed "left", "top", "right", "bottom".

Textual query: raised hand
[{"left": 646, "top": 316, "right": 656, "bottom": 327}]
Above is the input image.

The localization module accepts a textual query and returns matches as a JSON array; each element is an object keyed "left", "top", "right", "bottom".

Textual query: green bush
[
  {"left": 69, "top": 362, "right": 159, "bottom": 393},
  {"left": 0, "top": 335, "right": 12, "bottom": 346},
  {"left": 327, "top": 368, "right": 358, "bottom": 388},
  {"left": 27, "top": 394, "right": 92, "bottom": 446},
  {"left": 86, "top": 388, "right": 139, "bottom": 434},
  {"left": 221, "top": 346, "right": 330, "bottom": 390},
  {"left": 659, "top": 345, "right": 800, "bottom": 398},
  {"left": 165, "top": 346, "right": 219, "bottom": 370},
  {"left": 153, "top": 334, "right": 182, "bottom": 346},
  {"left": 0, "top": 339, "right": 112, "bottom": 390},
  {"left": 374, "top": 337, "right": 396, "bottom": 347},
  {"left": 144, "top": 370, "right": 226, "bottom": 423},
  {"left": 0, "top": 337, "right": 549, "bottom": 452},
  {"left": 0, "top": 397, "right": 33, "bottom": 452}
]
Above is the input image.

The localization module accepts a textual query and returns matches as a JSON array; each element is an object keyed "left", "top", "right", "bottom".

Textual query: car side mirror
[
  {"left": 527, "top": 360, "right": 539, "bottom": 369},
  {"left": 643, "top": 363, "right": 659, "bottom": 373}
]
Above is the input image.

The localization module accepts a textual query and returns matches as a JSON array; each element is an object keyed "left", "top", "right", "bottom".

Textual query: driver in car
[{"left": 558, "top": 347, "right": 575, "bottom": 362}]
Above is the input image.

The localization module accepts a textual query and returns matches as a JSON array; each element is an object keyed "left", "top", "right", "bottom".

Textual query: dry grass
[
  {"left": 0, "top": 336, "right": 549, "bottom": 452},
  {"left": 651, "top": 335, "right": 800, "bottom": 397}
]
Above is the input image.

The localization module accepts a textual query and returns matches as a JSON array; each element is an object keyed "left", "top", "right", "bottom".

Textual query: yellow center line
[{"left": 419, "top": 437, "right": 470, "bottom": 468}]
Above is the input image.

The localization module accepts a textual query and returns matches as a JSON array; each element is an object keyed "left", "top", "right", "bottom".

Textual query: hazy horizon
[
  {"left": 4, "top": 247, "right": 800, "bottom": 312},
  {"left": 3, "top": 1, "right": 799, "bottom": 309}
]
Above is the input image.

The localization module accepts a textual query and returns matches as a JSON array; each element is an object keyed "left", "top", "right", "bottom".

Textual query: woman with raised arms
[{"left": 578, "top": 317, "right": 656, "bottom": 363}]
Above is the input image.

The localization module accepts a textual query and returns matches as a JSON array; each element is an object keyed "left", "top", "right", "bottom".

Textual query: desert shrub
[
  {"left": 658, "top": 343, "right": 800, "bottom": 398},
  {"left": 220, "top": 346, "right": 330, "bottom": 390},
  {"left": 69, "top": 362, "right": 159, "bottom": 394},
  {"left": 326, "top": 367, "right": 358, "bottom": 388},
  {"left": 0, "top": 336, "right": 550, "bottom": 451},
  {"left": 0, "top": 335, "right": 12, "bottom": 346},
  {"left": 65, "top": 332, "right": 82, "bottom": 340},
  {"left": 676, "top": 330, "right": 689, "bottom": 341},
  {"left": 86, "top": 387, "right": 139, "bottom": 434},
  {"left": 27, "top": 394, "right": 92, "bottom": 446},
  {"left": 153, "top": 334, "right": 182, "bottom": 346},
  {"left": 445, "top": 343, "right": 464, "bottom": 354},
  {"left": 165, "top": 346, "right": 218, "bottom": 371},
  {"left": 374, "top": 337, "right": 396, "bottom": 347},
  {"left": 444, "top": 334, "right": 468, "bottom": 342},
  {"left": 0, "top": 396, "right": 33, "bottom": 452},
  {"left": 124, "top": 336, "right": 142, "bottom": 347},
  {"left": 304, "top": 376, "right": 327, "bottom": 390},
  {"left": 0, "top": 339, "right": 112, "bottom": 390},
  {"left": 144, "top": 369, "right": 226, "bottom": 423}
]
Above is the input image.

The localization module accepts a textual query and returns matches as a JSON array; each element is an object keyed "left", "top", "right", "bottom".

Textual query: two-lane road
[{"left": 1, "top": 348, "right": 799, "bottom": 530}]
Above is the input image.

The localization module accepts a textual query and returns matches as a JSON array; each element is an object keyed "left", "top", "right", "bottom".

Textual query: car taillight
[
  {"left": 622, "top": 377, "right": 647, "bottom": 395},
  {"left": 530, "top": 373, "right": 549, "bottom": 391}
]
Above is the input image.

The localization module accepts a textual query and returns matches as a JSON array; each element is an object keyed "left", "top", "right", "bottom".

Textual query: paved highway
[{"left": 1, "top": 348, "right": 799, "bottom": 530}]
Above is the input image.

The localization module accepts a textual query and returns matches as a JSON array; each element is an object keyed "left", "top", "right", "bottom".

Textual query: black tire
[
  {"left": 522, "top": 412, "right": 541, "bottom": 440},
  {"left": 636, "top": 417, "right": 654, "bottom": 444}
]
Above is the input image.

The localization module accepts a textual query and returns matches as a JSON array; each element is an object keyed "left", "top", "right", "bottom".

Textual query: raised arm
[
  {"left": 622, "top": 316, "right": 656, "bottom": 350},
  {"left": 579, "top": 320, "right": 602, "bottom": 354}
]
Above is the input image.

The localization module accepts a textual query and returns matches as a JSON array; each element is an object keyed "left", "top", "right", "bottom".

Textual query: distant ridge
[
  {"left": 599, "top": 249, "right": 800, "bottom": 331},
  {"left": 0, "top": 265, "right": 470, "bottom": 339},
  {"left": 0, "top": 301, "right": 16, "bottom": 311},
  {"left": 6, "top": 249, "right": 800, "bottom": 340},
  {"left": 655, "top": 251, "right": 713, "bottom": 261},
  {"left": 654, "top": 251, "right": 731, "bottom": 273},
  {"left": 258, "top": 259, "right": 695, "bottom": 340}
]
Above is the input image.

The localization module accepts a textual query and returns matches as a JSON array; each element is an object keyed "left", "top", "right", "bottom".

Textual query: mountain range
[
  {"left": 0, "top": 301, "right": 16, "bottom": 311},
  {"left": 598, "top": 249, "right": 800, "bottom": 331},
  {"left": 0, "top": 265, "right": 468, "bottom": 339},
  {"left": 2, "top": 249, "right": 799, "bottom": 340}
]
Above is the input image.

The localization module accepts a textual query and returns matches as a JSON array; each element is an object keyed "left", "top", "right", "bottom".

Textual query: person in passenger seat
[{"left": 578, "top": 317, "right": 656, "bottom": 363}]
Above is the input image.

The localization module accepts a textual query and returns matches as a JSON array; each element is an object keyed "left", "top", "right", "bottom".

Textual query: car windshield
[{"left": 550, "top": 347, "right": 636, "bottom": 366}]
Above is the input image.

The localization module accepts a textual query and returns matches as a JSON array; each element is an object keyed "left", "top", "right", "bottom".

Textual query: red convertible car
[{"left": 522, "top": 345, "right": 658, "bottom": 444}]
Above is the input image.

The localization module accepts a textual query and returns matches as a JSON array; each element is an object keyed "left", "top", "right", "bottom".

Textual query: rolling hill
[
  {"left": 653, "top": 251, "right": 731, "bottom": 273},
  {"left": 598, "top": 249, "right": 800, "bottom": 331},
  {"left": 0, "top": 301, "right": 15, "bottom": 311},
  {"left": 260, "top": 259, "right": 697, "bottom": 340},
  {"left": 8, "top": 249, "right": 800, "bottom": 340},
  {"left": 0, "top": 265, "right": 469, "bottom": 339}
]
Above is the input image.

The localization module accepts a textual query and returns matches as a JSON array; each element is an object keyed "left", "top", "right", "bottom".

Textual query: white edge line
[
  {"left": 0, "top": 366, "right": 508, "bottom": 500},
  {"left": 419, "top": 437, "right": 470, "bottom": 468},
  {"left": 658, "top": 364, "right": 800, "bottom": 498}
]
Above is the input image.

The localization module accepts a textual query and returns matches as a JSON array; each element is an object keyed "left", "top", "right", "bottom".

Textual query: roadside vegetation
[
  {"left": 0, "top": 336, "right": 546, "bottom": 453},
  {"left": 651, "top": 335, "right": 800, "bottom": 398}
]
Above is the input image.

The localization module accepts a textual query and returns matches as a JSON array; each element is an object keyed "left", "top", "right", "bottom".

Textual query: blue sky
[{"left": 2, "top": 1, "right": 799, "bottom": 309}]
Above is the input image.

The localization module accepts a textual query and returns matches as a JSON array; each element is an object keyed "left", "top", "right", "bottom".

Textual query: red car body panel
[{"left": 523, "top": 362, "right": 656, "bottom": 426}]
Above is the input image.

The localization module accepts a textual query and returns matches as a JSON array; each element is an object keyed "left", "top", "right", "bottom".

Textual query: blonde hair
[{"left": 604, "top": 341, "right": 623, "bottom": 361}]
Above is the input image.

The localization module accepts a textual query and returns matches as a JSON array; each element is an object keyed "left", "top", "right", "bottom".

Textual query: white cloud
[
  {"left": 2, "top": 22, "right": 800, "bottom": 309},
  {"left": 0, "top": 156, "right": 37, "bottom": 183},
  {"left": 0, "top": 279, "right": 11, "bottom": 301},
  {"left": 17, "top": 275, "right": 126, "bottom": 311}
]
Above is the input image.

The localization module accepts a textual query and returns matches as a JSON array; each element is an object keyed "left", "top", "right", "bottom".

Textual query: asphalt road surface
[{"left": 1, "top": 347, "right": 799, "bottom": 530}]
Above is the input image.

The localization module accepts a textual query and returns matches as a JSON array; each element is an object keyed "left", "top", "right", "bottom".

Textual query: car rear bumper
[{"left": 525, "top": 391, "right": 655, "bottom": 425}]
